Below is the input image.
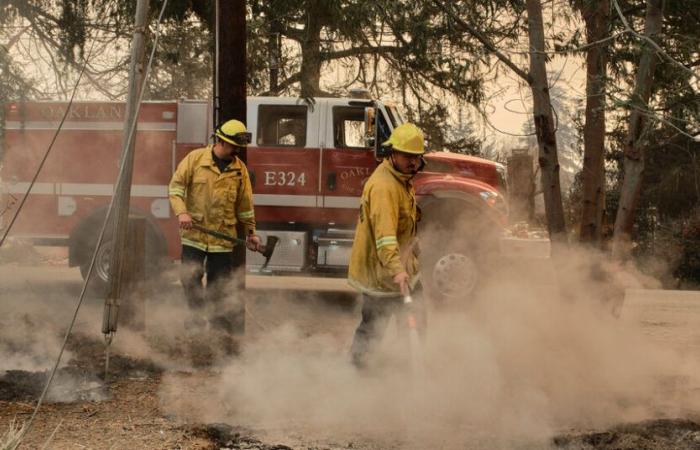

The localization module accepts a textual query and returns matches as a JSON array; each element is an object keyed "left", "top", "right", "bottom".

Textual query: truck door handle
[
  {"left": 327, "top": 173, "right": 336, "bottom": 191},
  {"left": 249, "top": 170, "right": 256, "bottom": 187}
]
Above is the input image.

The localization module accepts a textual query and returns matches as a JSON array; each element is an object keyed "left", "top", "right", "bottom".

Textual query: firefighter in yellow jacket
[
  {"left": 348, "top": 123, "right": 425, "bottom": 367},
  {"left": 169, "top": 119, "right": 261, "bottom": 337}
]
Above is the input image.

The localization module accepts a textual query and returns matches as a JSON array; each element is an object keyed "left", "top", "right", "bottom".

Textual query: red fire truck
[{"left": 0, "top": 95, "right": 547, "bottom": 299}]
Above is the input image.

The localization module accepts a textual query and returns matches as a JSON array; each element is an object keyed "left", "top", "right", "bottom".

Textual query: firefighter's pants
[
  {"left": 350, "top": 284, "right": 424, "bottom": 368},
  {"left": 180, "top": 245, "right": 245, "bottom": 335}
]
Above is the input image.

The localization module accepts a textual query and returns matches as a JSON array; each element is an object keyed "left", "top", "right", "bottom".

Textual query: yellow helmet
[
  {"left": 382, "top": 123, "right": 425, "bottom": 155},
  {"left": 215, "top": 119, "right": 251, "bottom": 147}
]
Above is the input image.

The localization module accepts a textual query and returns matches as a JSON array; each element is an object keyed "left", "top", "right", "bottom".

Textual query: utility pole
[
  {"left": 217, "top": 0, "right": 247, "bottom": 129},
  {"left": 102, "top": 0, "right": 149, "bottom": 353},
  {"left": 211, "top": 0, "right": 247, "bottom": 338},
  {"left": 216, "top": 0, "right": 247, "bottom": 272}
]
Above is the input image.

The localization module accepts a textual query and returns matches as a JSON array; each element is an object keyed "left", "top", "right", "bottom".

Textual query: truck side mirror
[{"left": 364, "top": 107, "right": 376, "bottom": 148}]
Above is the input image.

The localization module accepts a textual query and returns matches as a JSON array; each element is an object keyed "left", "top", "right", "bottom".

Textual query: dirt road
[{"left": 1, "top": 258, "right": 700, "bottom": 449}]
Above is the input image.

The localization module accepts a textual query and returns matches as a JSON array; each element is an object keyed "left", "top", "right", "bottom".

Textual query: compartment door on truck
[
  {"left": 247, "top": 102, "right": 321, "bottom": 223},
  {"left": 320, "top": 102, "right": 377, "bottom": 218}
]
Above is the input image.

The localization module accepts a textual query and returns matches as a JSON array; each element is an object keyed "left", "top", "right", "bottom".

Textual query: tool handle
[{"left": 191, "top": 224, "right": 246, "bottom": 245}]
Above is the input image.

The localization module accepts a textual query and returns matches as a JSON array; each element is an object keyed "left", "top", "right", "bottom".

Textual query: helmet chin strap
[{"left": 389, "top": 153, "right": 398, "bottom": 170}]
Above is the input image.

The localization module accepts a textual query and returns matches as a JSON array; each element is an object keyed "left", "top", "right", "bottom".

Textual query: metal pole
[{"left": 102, "top": 0, "right": 149, "bottom": 343}]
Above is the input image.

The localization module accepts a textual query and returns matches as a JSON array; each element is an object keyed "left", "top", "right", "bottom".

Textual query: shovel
[{"left": 191, "top": 224, "right": 279, "bottom": 270}]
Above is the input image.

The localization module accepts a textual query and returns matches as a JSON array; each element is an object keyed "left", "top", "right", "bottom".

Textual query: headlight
[{"left": 479, "top": 190, "right": 508, "bottom": 216}]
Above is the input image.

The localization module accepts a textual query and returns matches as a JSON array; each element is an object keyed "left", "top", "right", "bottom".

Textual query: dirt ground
[
  {"left": 0, "top": 332, "right": 290, "bottom": 449},
  {"left": 1, "top": 248, "right": 700, "bottom": 449}
]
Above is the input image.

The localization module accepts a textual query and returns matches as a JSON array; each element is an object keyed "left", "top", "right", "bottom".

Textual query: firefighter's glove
[
  {"left": 246, "top": 234, "right": 263, "bottom": 252},
  {"left": 393, "top": 271, "right": 410, "bottom": 297},
  {"left": 178, "top": 213, "right": 193, "bottom": 230}
]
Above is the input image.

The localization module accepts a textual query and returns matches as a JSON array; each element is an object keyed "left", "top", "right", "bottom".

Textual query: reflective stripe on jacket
[
  {"left": 348, "top": 159, "right": 419, "bottom": 297},
  {"left": 168, "top": 146, "right": 256, "bottom": 252}
]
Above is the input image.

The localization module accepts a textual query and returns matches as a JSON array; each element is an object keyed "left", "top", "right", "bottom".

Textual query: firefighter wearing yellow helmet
[
  {"left": 168, "top": 119, "right": 261, "bottom": 351},
  {"left": 214, "top": 119, "right": 251, "bottom": 147},
  {"left": 348, "top": 122, "right": 426, "bottom": 368}
]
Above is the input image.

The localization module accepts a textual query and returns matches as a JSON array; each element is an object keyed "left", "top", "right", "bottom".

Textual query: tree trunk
[
  {"left": 218, "top": 0, "right": 247, "bottom": 273},
  {"left": 578, "top": 0, "right": 610, "bottom": 245},
  {"left": 611, "top": 0, "right": 664, "bottom": 259},
  {"left": 299, "top": 0, "right": 324, "bottom": 97},
  {"left": 525, "top": 0, "right": 567, "bottom": 247}
]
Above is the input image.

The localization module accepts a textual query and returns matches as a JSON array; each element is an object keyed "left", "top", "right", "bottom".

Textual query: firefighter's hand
[
  {"left": 246, "top": 234, "right": 263, "bottom": 252},
  {"left": 178, "top": 213, "right": 193, "bottom": 230},
  {"left": 393, "top": 271, "right": 410, "bottom": 296}
]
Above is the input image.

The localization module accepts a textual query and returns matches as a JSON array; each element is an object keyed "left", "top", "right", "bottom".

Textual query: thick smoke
[{"left": 158, "top": 238, "right": 700, "bottom": 448}]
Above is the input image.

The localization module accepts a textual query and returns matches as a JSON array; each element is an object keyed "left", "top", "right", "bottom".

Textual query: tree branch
[
  {"left": 430, "top": 0, "right": 532, "bottom": 84},
  {"left": 321, "top": 45, "right": 399, "bottom": 61},
  {"left": 259, "top": 72, "right": 301, "bottom": 95}
]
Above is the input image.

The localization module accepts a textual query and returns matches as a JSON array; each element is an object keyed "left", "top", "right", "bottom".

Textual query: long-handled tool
[
  {"left": 403, "top": 292, "right": 426, "bottom": 380},
  {"left": 191, "top": 224, "right": 279, "bottom": 270}
]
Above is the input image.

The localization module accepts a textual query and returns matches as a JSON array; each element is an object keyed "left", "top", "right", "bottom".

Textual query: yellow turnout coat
[
  {"left": 348, "top": 159, "right": 420, "bottom": 297},
  {"left": 169, "top": 146, "right": 256, "bottom": 252}
]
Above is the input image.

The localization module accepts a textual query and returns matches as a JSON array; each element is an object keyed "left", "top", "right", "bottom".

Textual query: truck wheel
[
  {"left": 72, "top": 212, "right": 168, "bottom": 294},
  {"left": 79, "top": 236, "right": 113, "bottom": 294},
  {"left": 428, "top": 250, "right": 479, "bottom": 300},
  {"left": 419, "top": 202, "right": 500, "bottom": 304},
  {"left": 420, "top": 236, "right": 484, "bottom": 304}
]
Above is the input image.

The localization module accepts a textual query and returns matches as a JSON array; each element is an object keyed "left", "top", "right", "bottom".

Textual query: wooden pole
[
  {"left": 120, "top": 216, "right": 147, "bottom": 331},
  {"left": 102, "top": 0, "right": 149, "bottom": 339},
  {"left": 217, "top": 0, "right": 247, "bottom": 278}
]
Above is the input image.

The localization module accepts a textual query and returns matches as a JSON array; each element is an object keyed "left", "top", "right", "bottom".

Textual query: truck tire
[
  {"left": 78, "top": 234, "right": 114, "bottom": 294},
  {"left": 71, "top": 210, "right": 168, "bottom": 294},
  {"left": 418, "top": 200, "right": 500, "bottom": 305}
]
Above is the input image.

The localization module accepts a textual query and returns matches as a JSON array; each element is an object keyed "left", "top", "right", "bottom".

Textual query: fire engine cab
[{"left": 0, "top": 94, "right": 546, "bottom": 300}]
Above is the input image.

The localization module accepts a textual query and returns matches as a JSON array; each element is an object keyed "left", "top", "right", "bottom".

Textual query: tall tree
[
  {"left": 525, "top": 0, "right": 567, "bottom": 244},
  {"left": 612, "top": 0, "right": 665, "bottom": 259},
  {"left": 574, "top": 0, "right": 611, "bottom": 245},
  {"left": 433, "top": 0, "right": 568, "bottom": 245}
]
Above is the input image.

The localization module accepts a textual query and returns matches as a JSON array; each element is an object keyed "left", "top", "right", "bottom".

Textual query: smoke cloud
[{"left": 158, "top": 243, "right": 700, "bottom": 448}]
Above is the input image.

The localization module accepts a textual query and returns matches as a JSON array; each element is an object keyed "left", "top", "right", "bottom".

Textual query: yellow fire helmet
[
  {"left": 382, "top": 123, "right": 425, "bottom": 155},
  {"left": 215, "top": 119, "right": 251, "bottom": 147}
]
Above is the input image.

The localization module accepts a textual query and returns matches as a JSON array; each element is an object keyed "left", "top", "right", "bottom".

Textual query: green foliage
[
  {"left": 58, "top": 0, "right": 89, "bottom": 63},
  {"left": 146, "top": 16, "right": 213, "bottom": 100},
  {"left": 244, "top": 0, "right": 516, "bottom": 152},
  {"left": 406, "top": 103, "right": 481, "bottom": 154},
  {"left": 600, "top": 0, "right": 700, "bottom": 283}
]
